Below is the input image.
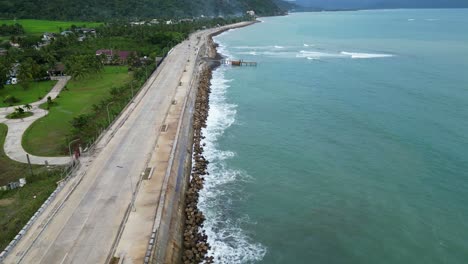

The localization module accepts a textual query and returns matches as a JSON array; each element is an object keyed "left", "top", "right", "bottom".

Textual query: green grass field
[
  {"left": 0, "top": 166, "right": 61, "bottom": 250},
  {"left": 0, "top": 124, "right": 42, "bottom": 186},
  {"left": 0, "top": 116, "right": 64, "bottom": 251},
  {"left": 0, "top": 80, "right": 57, "bottom": 107},
  {"left": 22, "top": 66, "right": 130, "bottom": 156},
  {"left": 0, "top": 19, "right": 102, "bottom": 36}
]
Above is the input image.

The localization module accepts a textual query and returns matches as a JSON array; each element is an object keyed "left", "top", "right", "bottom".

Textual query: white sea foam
[
  {"left": 425, "top": 18, "right": 440, "bottom": 21},
  {"left": 198, "top": 62, "right": 267, "bottom": 263},
  {"left": 408, "top": 18, "right": 416, "bottom": 21},
  {"left": 215, "top": 40, "right": 234, "bottom": 60},
  {"left": 340, "top": 51, "right": 394, "bottom": 59},
  {"left": 233, "top": 45, "right": 286, "bottom": 50},
  {"left": 297, "top": 50, "right": 343, "bottom": 59}
]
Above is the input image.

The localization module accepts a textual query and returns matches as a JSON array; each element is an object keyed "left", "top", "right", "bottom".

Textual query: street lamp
[
  {"left": 130, "top": 80, "right": 137, "bottom": 100},
  {"left": 106, "top": 101, "right": 114, "bottom": 125}
]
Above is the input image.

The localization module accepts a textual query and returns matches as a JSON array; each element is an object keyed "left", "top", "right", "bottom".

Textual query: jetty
[{"left": 221, "top": 59, "right": 257, "bottom": 66}]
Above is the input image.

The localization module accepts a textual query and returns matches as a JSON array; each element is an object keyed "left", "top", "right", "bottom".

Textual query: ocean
[{"left": 199, "top": 9, "right": 468, "bottom": 264}]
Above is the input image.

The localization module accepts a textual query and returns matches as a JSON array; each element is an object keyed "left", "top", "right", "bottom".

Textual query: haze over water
[{"left": 199, "top": 9, "right": 468, "bottom": 264}]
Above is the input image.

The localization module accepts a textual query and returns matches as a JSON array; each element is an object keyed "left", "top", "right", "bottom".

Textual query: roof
[
  {"left": 96, "top": 49, "right": 136, "bottom": 60},
  {"left": 49, "top": 63, "right": 65, "bottom": 72}
]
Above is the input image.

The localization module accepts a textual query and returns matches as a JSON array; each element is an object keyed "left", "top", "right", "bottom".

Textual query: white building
[{"left": 246, "top": 10, "right": 256, "bottom": 17}]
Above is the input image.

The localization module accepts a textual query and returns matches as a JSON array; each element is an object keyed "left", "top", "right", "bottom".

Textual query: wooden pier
[{"left": 221, "top": 59, "right": 257, "bottom": 67}]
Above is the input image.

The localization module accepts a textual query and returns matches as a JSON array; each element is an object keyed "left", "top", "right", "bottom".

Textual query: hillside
[{"left": 0, "top": 0, "right": 292, "bottom": 21}]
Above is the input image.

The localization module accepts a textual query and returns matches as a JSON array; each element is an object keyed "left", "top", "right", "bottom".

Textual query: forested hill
[{"left": 0, "top": 0, "right": 293, "bottom": 21}]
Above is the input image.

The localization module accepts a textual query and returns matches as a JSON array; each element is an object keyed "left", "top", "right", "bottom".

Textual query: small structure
[
  {"left": 48, "top": 63, "right": 65, "bottom": 76},
  {"left": 0, "top": 48, "right": 7, "bottom": 56},
  {"left": 9, "top": 41, "right": 20, "bottom": 48},
  {"left": 42, "top": 32, "right": 56, "bottom": 42},
  {"left": 96, "top": 49, "right": 137, "bottom": 65},
  {"left": 222, "top": 59, "right": 257, "bottom": 67},
  {"left": 130, "top": 21, "right": 145, "bottom": 26},
  {"left": 246, "top": 10, "right": 256, "bottom": 17},
  {"left": 61, "top": 30, "right": 74, "bottom": 36},
  {"left": 77, "top": 28, "right": 96, "bottom": 34},
  {"left": 19, "top": 178, "right": 27, "bottom": 188},
  {"left": 7, "top": 181, "right": 20, "bottom": 190},
  {"left": 179, "top": 18, "right": 194, "bottom": 23}
]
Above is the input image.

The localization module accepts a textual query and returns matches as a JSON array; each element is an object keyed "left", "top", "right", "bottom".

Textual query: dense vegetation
[
  {"left": 0, "top": 0, "right": 292, "bottom": 21},
  {"left": 2, "top": 17, "right": 246, "bottom": 155},
  {"left": 0, "top": 23, "right": 24, "bottom": 36}
]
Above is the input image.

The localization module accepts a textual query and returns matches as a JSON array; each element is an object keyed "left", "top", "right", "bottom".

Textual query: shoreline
[{"left": 181, "top": 20, "right": 257, "bottom": 264}]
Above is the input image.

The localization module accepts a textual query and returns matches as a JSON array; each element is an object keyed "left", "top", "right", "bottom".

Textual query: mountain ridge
[{"left": 0, "top": 0, "right": 294, "bottom": 21}]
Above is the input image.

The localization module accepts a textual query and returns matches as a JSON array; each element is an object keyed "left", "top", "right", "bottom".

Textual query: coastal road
[
  {"left": 4, "top": 31, "right": 198, "bottom": 264},
  {"left": 3, "top": 21, "right": 254, "bottom": 264}
]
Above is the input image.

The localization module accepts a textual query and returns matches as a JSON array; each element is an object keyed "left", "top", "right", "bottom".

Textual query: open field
[
  {"left": 0, "top": 19, "right": 102, "bottom": 36},
  {"left": 22, "top": 66, "right": 130, "bottom": 156},
  {"left": 0, "top": 80, "right": 57, "bottom": 107}
]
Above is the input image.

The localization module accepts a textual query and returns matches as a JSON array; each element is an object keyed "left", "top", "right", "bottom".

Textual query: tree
[
  {"left": 15, "top": 106, "right": 25, "bottom": 115},
  {"left": 18, "top": 58, "right": 35, "bottom": 89},
  {"left": 0, "top": 57, "right": 10, "bottom": 89},
  {"left": 65, "top": 55, "right": 103, "bottom": 80},
  {"left": 24, "top": 103, "right": 32, "bottom": 111}
]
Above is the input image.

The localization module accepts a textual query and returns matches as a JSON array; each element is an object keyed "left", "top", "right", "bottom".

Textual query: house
[
  {"left": 9, "top": 41, "right": 20, "bottom": 48},
  {"left": 42, "top": 32, "right": 56, "bottom": 42},
  {"left": 166, "top": 20, "right": 174, "bottom": 25},
  {"left": 0, "top": 48, "right": 7, "bottom": 56},
  {"left": 130, "top": 21, "right": 145, "bottom": 26},
  {"left": 150, "top": 19, "right": 160, "bottom": 24},
  {"left": 179, "top": 18, "right": 194, "bottom": 23},
  {"left": 77, "top": 28, "right": 96, "bottom": 34},
  {"left": 96, "top": 49, "right": 137, "bottom": 65},
  {"left": 246, "top": 10, "right": 256, "bottom": 17},
  {"left": 61, "top": 30, "right": 74, "bottom": 36}
]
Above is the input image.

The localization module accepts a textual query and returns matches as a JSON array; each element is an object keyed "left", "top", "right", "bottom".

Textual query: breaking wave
[
  {"left": 198, "top": 66, "right": 267, "bottom": 263},
  {"left": 297, "top": 50, "right": 394, "bottom": 60},
  {"left": 340, "top": 51, "right": 394, "bottom": 59}
]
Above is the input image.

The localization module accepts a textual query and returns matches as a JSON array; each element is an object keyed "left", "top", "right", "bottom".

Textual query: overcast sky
[{"left": 291, "top": 0, "right": 468, "bottom": 9}]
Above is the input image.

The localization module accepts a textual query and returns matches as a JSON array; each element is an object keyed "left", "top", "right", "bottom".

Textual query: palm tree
[{"left": 23, "top": 104, "right": 32, "bottom": 111}]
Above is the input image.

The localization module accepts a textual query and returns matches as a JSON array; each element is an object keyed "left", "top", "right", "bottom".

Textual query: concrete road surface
[{"left": 4, "top": 32, "right": 197, "bottom": 264}]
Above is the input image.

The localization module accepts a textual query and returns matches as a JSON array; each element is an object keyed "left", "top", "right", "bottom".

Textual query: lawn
[
  {"left": 0, "top": 124, "right": 63, "bottom": 251},
  {"left": 0, "top": 168, "right": 61, "bottom": 250},
  {"left": 22, "top": 66, "right": 131, "bottom": 156},
  {"left": 0, "top": 80, "right": 57, "bottom": 107},
  {"left": 0, "top": 124, "right": 41, "bottom": 186},
  {"left": 0, "top": 19, "right": 102, "bottom": 36}
]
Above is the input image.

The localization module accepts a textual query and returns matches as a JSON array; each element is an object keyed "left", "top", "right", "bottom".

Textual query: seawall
[{"left": 150, "top": 21, "right": 257, "bottom": 264}]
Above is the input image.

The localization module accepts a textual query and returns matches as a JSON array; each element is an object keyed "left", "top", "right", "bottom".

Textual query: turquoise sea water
[{"left": 199, "top": 9, "right": 468, "bottom": 264}]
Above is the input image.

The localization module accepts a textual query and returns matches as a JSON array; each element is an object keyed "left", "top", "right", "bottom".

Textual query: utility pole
[{"left": 26, "top": 154, "right": 34, "bottom": 177}]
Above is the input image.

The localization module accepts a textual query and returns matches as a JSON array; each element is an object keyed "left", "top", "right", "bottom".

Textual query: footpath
[{"left": 0, "top": 76, "right": 71, "bottom": 165}]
